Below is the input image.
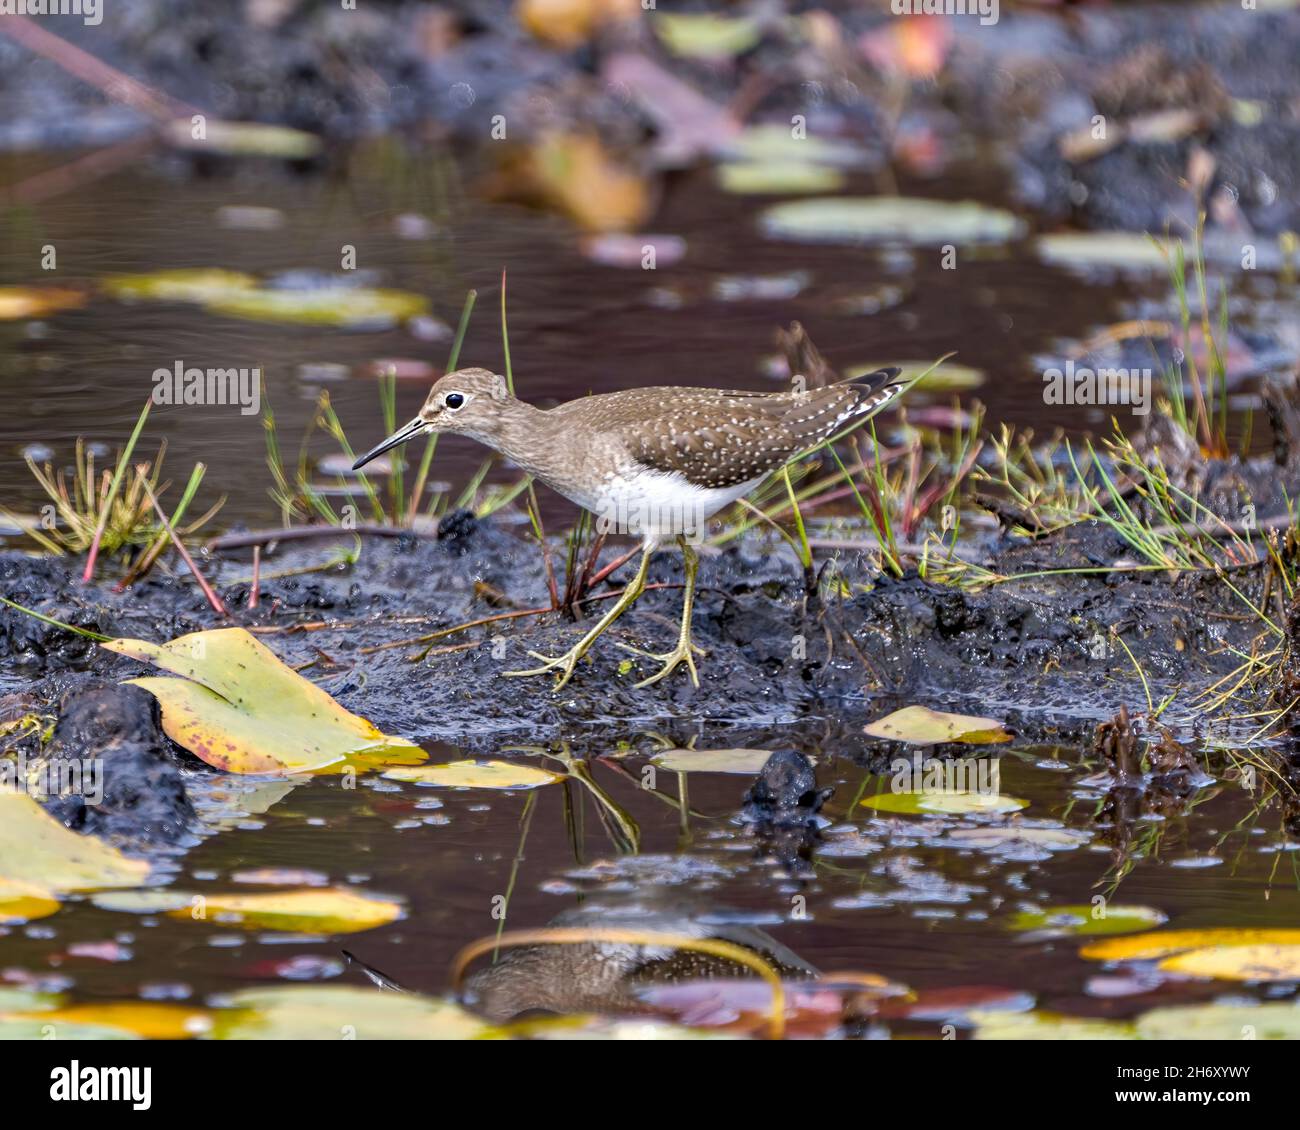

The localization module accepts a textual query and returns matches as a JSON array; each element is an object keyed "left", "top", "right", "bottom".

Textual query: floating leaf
[
  {"left": 861, "top": 790, "right": 1027, "bottom": 816},
  {"left": 847, "top": 361, "right": 985, "bottom": 392},
  {"left": 1009, "top": 905, "right": 1167, "bottom": 936},
  {"left": 0, "top": 1016, "right": 139, "bottom": 1040},
  {"left": 102, "top": 268, "right": 258, "bottom": 304},
  {"left": 0, "top": 286, "right": 86, "bottom": 320},
  {"left": 517, "top": 0, "right": 640, "bottom": 49},
  {"left": 1158, "top": 943, "right": 1300, "bottom": 982},
  {"left": 0, "top": 791, "right": 149, "bottom": 893},
  {"left": 1080, "top": 928, "right": 1300, "bottom": 962},
  {"left": 206, "top": 286, "right": 429, "bottom": 328},
  {"left": 943, "top": 825, "right": 1086, "bottom": 851},
  {"left": 93, "top": 886, "right": 403, "bottom": 935},
  {"left": 496, "top": 133, "right": 651, "bottom": 233},
  {"left": 650, "top": 748, "right": 777, "bottom": 775},
  {"left": 1034, "top": 232, "right": 1169, "bottom": 272},
  {"left": 655, "top": 13, "right": 761, "bottom": 58},
  {"left": 211, "top": 986, "right": 491, "bottom": 1039},
  {"left": 384, "top": 760, "right": 564, "bottom": 789},
  {"left": 865, "top": 706, "right": 1012, "bottom": 746},
  {"left": 717, "top": 162, "right": 845, "bottom": 195},
  {"left": 1135, "top": 1002, "right": 1300, "bottom": 1041},
  {"left": 29, "top": 1003, "right": 212, "bottom": 1040},
  {"left": 971, "top": 1009, "right": 1136, "bottom": 1040},
  {"left": 760, "top": 196, "right": 1024, "bottom": 246},
  {"left": 724, "top": 126, "right": 865, "bottom": 169},
  {"left": 163, "top": 119, "right": 322, "bottom": 158},
  {"left": 0, "top": 878, "right": 60, "bottom": 923},
  {"left": 103, "top": 627, "right": 420, "bottom": 775}
]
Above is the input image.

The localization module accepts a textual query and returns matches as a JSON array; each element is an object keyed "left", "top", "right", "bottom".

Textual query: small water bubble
[{"left": 449, "top": 82, "right": 476, "bottom": 109}]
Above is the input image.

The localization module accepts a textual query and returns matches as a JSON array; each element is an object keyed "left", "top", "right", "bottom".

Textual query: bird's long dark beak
[{"left": 352, "top": 416, "right": 426, "bottom": 470}]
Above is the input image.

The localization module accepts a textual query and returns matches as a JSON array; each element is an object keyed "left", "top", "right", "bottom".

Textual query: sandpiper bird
[{"left": 352, "top": 365, "right": 905, "bottom": 690}]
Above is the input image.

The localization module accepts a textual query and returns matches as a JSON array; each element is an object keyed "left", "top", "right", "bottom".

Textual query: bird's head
[{"left": 352, "top": 367, "right": 513, "bottom": 469}]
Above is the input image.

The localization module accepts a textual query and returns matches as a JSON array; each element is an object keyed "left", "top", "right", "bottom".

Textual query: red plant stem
[
  {"left": 584, "top": 544, "right": 640, "bottom": 590},
  {"left": 143, "top": 483, "right": 228, "bottom": 617}
]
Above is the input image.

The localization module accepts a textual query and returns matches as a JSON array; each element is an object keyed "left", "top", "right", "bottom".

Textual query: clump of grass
[
  {"left": 1154, "top": 212, "right": 1232, "bottom": 458},
  {"left": 0, "top": 400, "right": 221, "bottom": 582}
]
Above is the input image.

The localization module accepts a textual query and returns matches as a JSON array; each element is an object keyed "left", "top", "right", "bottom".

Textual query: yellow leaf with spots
[
  {"left": 864, "top": 706, "right": 1012, "bottom": 746},
  {"left": 0, "top": 791, "right": 148, "bottom": 893},
  {"left": 102, "top": 628, "right": 419, "bottom": 775},
  {"left": 1158, "top": 943, "right": 1300, "bottom": 982}
]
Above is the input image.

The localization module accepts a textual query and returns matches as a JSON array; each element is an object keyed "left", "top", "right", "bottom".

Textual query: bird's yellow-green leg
[
  {"left": 617, "top": 537, "right": 705, "bottom": 688},
  {"left": 505, "top": 545, "right": 653, "bottom": 690}
]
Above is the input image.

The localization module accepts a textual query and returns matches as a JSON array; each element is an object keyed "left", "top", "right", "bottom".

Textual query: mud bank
[
  {"left": 0, "top": 494, "right": 1286, "bottom": 745},
  {"left": 6, "top": 2, "right": 1299, "bottom": 237}
]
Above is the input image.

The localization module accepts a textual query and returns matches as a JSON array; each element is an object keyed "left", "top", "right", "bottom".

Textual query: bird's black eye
[{"left": 444, "top": 393, "right": 465, "bottom": 410}]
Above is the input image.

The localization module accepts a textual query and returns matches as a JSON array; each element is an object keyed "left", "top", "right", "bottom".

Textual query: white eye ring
[{"left": 444, "top": 392, "right": 469, "bottom": 411}]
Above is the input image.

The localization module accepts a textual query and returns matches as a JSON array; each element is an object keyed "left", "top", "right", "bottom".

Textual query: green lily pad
[
  {"left": 761, "top": 196, "right": 1024, "bottom": 246},
  {"left": 1009, "top": 904, "right": 1168, "bottom": 936}
]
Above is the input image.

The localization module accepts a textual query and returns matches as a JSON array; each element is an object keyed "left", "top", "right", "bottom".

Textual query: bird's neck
[{"left": 467, "top": 397, "right": 557, "bottom": 478}]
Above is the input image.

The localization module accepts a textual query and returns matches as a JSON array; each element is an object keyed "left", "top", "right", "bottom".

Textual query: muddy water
[
  {"left": 3, "top": 743, "right": 1296, "bottom": 1026},
  {"left": 2, "top": 141, "right": 1298, "bottom": 1030}
]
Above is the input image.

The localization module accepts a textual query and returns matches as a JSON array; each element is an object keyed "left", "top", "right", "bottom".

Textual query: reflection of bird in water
[{"left": 461, "top": 899, "right": 818, "bottom": 1023}]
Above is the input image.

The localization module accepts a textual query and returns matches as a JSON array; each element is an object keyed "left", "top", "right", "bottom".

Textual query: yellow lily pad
[
  {"left": 103, "top": 628, "right": 420, "bottom": 775},
  {"left": 29, "top": 1002, "right": 213, "bottom": 1040},
  {"left": 211, "top": 986, "right": 492, "bottom": 1039},
  {"left": 0, "top": 791, "right": 149, "bottom": 893},
  {"left": 1080, "top": 928, "right": 1300, "bottom": 962},
  {"left": 384, "top": 760, "right": 564, "bottom": 789},
  {"left": 865, "top": 706, "right": 1012, "bottom": 746},
  {"left": 0, "top": 1016, "right": 139, "bottom": 1039},
  {"left": 92, "top": 887, "right": 403, "bottom": 935},
  {"left": 1158, "top": 943, "right": 1300, "bottom": 982},
  {"left": 861, "top": 790, "right": 1027, "bottom": 815},
  {"left": 102, "top": 268, "right": 258, "bottom": 304},
  {"left": 649, "top": 748, "right": 776, "bottom": 775},
  {"left": 205, "top": 286, "right": 429, "bottom": 328}
]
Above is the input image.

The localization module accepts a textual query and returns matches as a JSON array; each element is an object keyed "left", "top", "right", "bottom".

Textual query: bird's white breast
[{"left": 569, "top": 467, "right": 762, "bottom": 547}]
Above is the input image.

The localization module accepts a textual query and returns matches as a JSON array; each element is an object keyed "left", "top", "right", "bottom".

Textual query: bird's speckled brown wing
[{"left": 600, "top": 367, "right": 904, "bottom": 489}]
